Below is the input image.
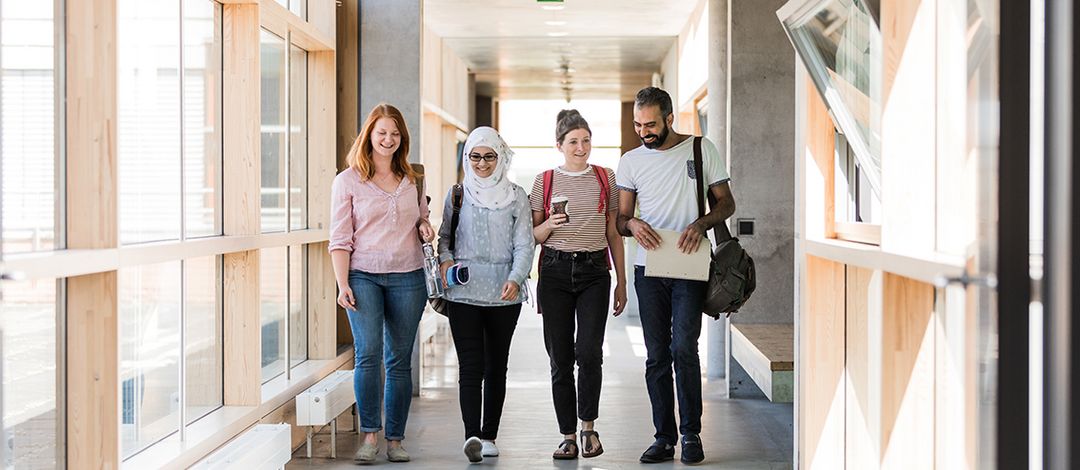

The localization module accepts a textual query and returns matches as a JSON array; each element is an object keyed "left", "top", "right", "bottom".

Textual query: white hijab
[{"left": 461, "top": 127, "right": 517, "bottom": 210}]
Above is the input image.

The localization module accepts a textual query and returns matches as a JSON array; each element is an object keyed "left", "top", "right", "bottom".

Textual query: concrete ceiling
[{"left": 424, "top": 0, "right": 699, "bottom": 101}]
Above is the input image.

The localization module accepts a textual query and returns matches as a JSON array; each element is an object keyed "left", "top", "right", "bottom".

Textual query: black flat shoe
[
  {"left": 681, "top": 434, "right": 705, "bottom": 464},
  {"left": 639, "top": 440, "right": 675, "bottom": 463}
]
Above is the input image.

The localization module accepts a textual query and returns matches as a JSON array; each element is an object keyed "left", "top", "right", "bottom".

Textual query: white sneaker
[
  {"left": 481, "top": 439, "right": 499, "bottom": 457},
  {"left": 463, "top": 436, "right": 483, "bottom": 463}
]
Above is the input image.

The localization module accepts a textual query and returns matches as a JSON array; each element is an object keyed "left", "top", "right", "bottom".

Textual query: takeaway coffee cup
[{"left": 551, "top": 196, "right": 569, "bottom": 224}]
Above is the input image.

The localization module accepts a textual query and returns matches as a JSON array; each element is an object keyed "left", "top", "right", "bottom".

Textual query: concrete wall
[
  {"left": 360, "top": 0, "right": 422, "bottom": 160},
  {"left": 727, "top": 0, "right": 796, "bottom": 327}
]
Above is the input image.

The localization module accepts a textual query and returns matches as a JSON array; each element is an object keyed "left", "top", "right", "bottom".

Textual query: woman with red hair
[{"left": 328, "top": 103, "right": 434, "bottom": 464}]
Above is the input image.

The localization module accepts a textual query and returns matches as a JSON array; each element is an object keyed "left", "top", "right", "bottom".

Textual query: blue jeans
[
  {"left": 634, "top": 266, "right": 705, "bottom": 444},
  {"left": 346, "top": 269, "right": 426, "bottom": 441}
]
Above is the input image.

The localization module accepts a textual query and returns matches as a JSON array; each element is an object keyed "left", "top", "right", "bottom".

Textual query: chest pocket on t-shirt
[{"left": 686, "top": 160, "right": 699, "bottom": 180}]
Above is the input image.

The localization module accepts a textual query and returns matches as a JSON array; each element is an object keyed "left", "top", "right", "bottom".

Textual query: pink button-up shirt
[{"left": 328, "top": 169, "right": 430, "bottom": 273}]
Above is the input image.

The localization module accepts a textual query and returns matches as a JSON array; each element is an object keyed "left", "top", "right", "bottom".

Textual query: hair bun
[{"left": 556, "top": 109, "right": 579, "bottom": 123}]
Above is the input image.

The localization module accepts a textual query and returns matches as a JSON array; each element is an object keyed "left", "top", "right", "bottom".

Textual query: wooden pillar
[
  {"left": 66, "top": 0, "right": 119, "bottom": 468},
  {"left": 222, "top": 3, "right": 262, "bottom": 406},
  {"left": 307, "top": 47, "right": 337, "bottom": 359}
]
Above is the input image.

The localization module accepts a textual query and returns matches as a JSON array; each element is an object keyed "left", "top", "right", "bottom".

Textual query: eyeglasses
[{"left": 468, "top": 153, "right": 499, "bottom": 162}]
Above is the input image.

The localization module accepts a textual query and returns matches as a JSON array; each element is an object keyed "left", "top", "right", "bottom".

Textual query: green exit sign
[{"left": 537, "top": 0, "right": 564, "bottom": 3}]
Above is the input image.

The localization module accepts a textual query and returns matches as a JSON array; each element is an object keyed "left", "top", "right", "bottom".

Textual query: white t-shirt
[{"left": 615, "top": 136, "right": 730, "bottom": 266}]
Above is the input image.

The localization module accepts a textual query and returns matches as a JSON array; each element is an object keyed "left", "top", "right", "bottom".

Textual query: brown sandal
[
  {"left": 552, "top": 439, "right": 579, "bottom": 460},
  {"left": 581, "top": 430, "right": 604, "bottom": 458}
]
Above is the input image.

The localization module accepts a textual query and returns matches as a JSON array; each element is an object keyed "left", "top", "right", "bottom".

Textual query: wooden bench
[{"left": 731, "top": 323, "right": 794, "bottom": 403}]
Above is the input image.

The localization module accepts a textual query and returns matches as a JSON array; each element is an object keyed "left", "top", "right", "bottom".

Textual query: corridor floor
[{"left": 288, "top": 303, "right": 793, "bottom": 469}]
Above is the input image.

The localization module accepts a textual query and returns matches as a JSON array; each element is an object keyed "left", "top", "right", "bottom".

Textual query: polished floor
[{"left": 288, "top": 301, "right": 793, "bottom": 469}]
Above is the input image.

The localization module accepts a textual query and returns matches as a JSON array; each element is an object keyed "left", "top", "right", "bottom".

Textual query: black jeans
[
  {"left": 634, "top": 266, "right": 706, "bottom": 445},
  {"left": 447, "top": 301, "right": 522, "bottom": 440},
  {"left": 538, "top": 248, "right": 611, "bottom": 435}
]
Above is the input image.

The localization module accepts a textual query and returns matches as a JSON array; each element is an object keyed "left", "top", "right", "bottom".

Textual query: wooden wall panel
[
  {"left": 307, "top": 242, "right": 337, "bottom": 359},
  {"left": 67, "top": 274, "right": 118, "bottom": 469},
  {"left": 307, "top": 51, "right": 336, "bottom": 232},
  {"left": 846, "top": 266, "right": 881, "bottom": 470},
  {"left": 879, "top": 0, "right": 936, "bottom": 256},
  {"left": 307, "top": 48, "right": 338, "bottom": 360},
  {"left": 224, "top": 250, "right": 261, "bottom": 405},
  {"left": 336, "top": 0, "right": 359, "bottom": 170},
  {"left": 66, "top": 0, "right": 119, "bottom": 467},
  {"left": 334, "top": 0, "right": 358, "bottom": 352},
  {"left": 880, "top": 273, "right": 935, "bottom": 469},
  {"left": 802, "top": 255, "right": 845, "bottom": 470},
  {"left": 440, "top": 46, "right": 469, "bottom": 122},
  {"left": 422, "top": 26, "right": 442, "bottom": 107},
  {"left": 804, "top": 77, "right": 835, "bottom": 240},
  {"left": 223, "top": 4, "right": 261, "bottom": 236}
]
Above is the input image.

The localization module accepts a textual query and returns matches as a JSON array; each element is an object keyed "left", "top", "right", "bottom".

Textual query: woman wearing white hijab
[{"left": 436, "top": 126, "right": 534, "bottom": 463}]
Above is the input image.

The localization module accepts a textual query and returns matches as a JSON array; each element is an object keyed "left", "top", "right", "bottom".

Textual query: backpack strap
[
  {"left": 591, "top": 164, "right": 609, "bottom": 214},
  {"left": 542, "top": 169, "right": 555, "bottom": 218},
  {"left": 449, "top": 184, "right": 464, "bottom": 252}
]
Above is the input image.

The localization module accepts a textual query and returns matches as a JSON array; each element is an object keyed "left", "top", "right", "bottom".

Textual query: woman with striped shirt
[{"left": 530, "top": 109, "right": 627, "bottom": 460}]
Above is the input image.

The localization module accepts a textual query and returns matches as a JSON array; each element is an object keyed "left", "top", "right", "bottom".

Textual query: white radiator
[
  {"left": 191, "top": 424, "right": 292, "bottom": 470},
  {"left": 295, "top": 369, "right": 355, "bottom": 426}
]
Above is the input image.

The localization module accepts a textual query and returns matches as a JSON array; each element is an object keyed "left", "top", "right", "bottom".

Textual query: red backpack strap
[
  {"left": 591, "top": 164, "right": 609, "bottom": 214},
  {"left": 542, "top": 169, "right": 555, "bottom": 218},
  {"left": 591, "top": 165, "right": 614, "bottom": 269}
]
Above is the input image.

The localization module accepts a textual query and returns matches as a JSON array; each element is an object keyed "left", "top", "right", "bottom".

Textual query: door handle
[{"left": 933, "top": 270, "right": 998, "bottom": 290}]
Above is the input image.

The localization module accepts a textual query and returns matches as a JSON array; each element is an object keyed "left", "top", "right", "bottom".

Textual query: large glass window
[
  {"left": 260, "top": 245, "right": 307, "bottom": 382},
  {"left": 289, "top": 45, "right": 308, "bottom": 231},
  {"left": 118, "top": 0, "right": 181, "bottom": 244},
  {"left": 260, "top": 30, "right": 287, "bottom": 233},
  {"left": 260, "top": 30, "right": 308, "bottom": 234},
  {"left": 289, "top": 245, "right": 307, "bottom": 367},
  {"left": 120, "top": 261, "right": 182, "bottom": 459},
  {"left": 260, "top": 247, "right": 287, "bottom": 382},
  {"left": 1, "top": 0, "right": 61, "bottom": 254},
  {"left": 183, "top": 0, "right": 223, "bottom": 239},
  {"left": 1, "top": 278, "right": 59, "bottom": 468},
  {"left": 119, "top": 0, "right": 222, "bottom": 244}
]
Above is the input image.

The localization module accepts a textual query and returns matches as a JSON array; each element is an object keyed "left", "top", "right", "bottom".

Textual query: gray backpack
[{"left": 692, "top": 137, "right": 756, "bottom": 318}]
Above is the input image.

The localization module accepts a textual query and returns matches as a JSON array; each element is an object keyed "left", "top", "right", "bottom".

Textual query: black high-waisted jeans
[{"left": 537, "top": 248, "right": 611, "bottom": 435}]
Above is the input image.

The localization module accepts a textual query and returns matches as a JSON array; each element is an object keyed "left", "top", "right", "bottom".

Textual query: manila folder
[{"left": 643, "top": 229, "right": 711, "bottom": 282}]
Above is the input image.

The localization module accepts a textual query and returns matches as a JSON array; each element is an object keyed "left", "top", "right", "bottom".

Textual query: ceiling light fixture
[
  {"left": 546, "top": 31, "right": 568, "bottom": 37},
  {"left": 545, "top": 20, "right": 567, "bottom": 26},
  {"left": 541, "top": 5, "right": 565, "bottom": 11}
]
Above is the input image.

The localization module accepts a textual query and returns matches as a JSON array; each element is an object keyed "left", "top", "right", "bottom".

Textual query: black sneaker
[
  {"left": 681, "top": 434, "right": 705, "bottom": 464},
  {"left": 639, "top": 440, "right": 675, "bottom": 463}
]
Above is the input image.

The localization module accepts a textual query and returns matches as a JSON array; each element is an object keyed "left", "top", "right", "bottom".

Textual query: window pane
[
  {"left": 120, "top": 261, "right": 182, "bottom": 458},
  {"left": 1, "top": 278, "right": 58, "bottom": 468},
  {"left": 289, "top": 45, "right": 307, "bottom": 231},
  {"left": 260, "top": 30, "right": 286, "bottom": 233},
  {"left": 260, "top": 247, "right": 286, "bottom": 382},
  {"left": 1, "top": 1, "right": 58, "bottom": 254},
  {"left": 183, "top": 0, "right": 223, "bottom": 238},
  {"left": 184, "top": 255, "right": 222, "bottom": 424},
  {"left": 119, "top": 0, "right": 182, "bottom": 244},
  {"left": 289, "top": 245, "right": 306, "bottom": 368},
  {"left": 779, "top": 0, "right": 882, "bottom": 195},
  {"left": 289, "top": 0, "right": 307, "bottom": 19}
]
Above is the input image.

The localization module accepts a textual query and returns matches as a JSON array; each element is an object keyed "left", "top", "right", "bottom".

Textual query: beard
[{"left": 640, "top": 124, "right": 669, "bottom": 149}]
